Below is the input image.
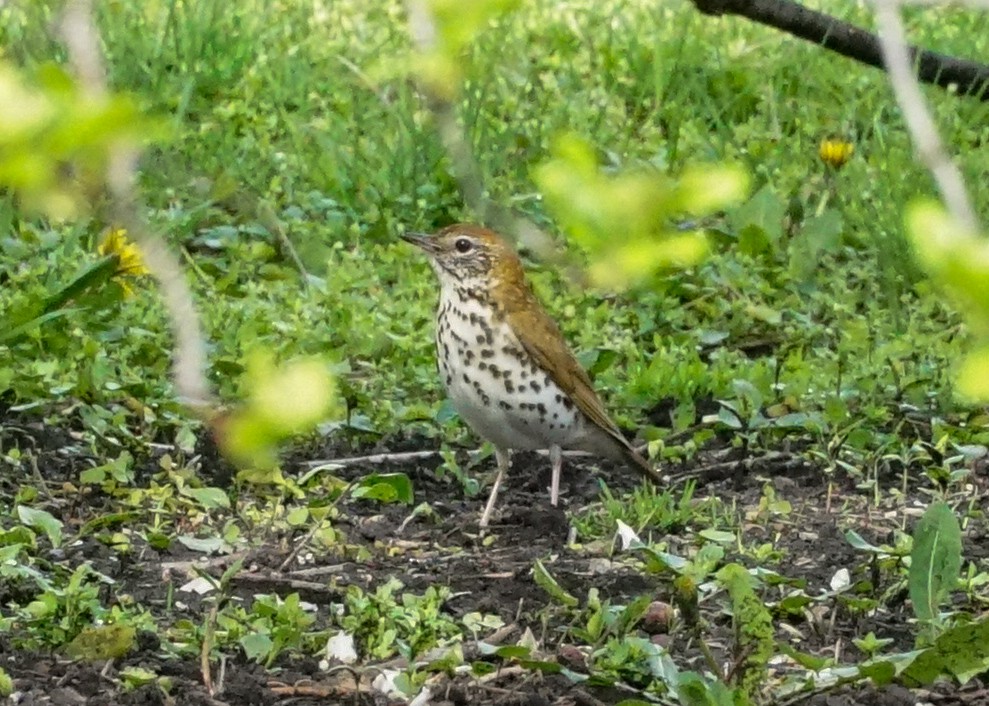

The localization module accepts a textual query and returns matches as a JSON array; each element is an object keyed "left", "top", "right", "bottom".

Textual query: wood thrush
[{"left": 403, "top": 224, "right": 662, "bottom": 527}]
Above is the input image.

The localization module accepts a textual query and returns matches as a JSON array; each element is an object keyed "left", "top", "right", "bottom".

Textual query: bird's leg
[
  {"left": 479, "top": 447, "right": 510, "bottom": 528},
  {"left": 549, "top": 444, "right": 563, "bottom": 506}
]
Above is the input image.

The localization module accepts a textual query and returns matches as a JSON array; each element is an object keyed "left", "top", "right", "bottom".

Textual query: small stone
[
  {"left": 641, "top": 600, "right": 674, "bottom": 635},
  {"left": 557, "top": 644, "right": 587, "bottom": 671}
]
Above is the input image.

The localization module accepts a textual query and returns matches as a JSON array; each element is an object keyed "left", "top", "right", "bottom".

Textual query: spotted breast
[{"left": 436, "top": 285, "right": 585, "bottom": 452}]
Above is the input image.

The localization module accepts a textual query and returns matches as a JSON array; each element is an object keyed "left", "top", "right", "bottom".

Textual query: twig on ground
[
  {"left": 277, "top": 523, "right": 325, "bottom": 572},
  {"left": 200, "top": 600, "right": 219, "bottom": 695},
  {"left": 668, "top": 451, "right": 804, "bottom": 483},
  {"left": 160, "top": 551, "right": 249, "bottom": 579},
  {"left": 302, "top": 446, "right": 598, "bottom": 468},
  {"left": 232, "top": 571, "right": 344, "bottom": 598}
]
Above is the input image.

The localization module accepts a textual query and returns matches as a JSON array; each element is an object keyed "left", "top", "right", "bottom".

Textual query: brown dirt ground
[{"left": 1, "top": 412, "right": 987, "bottom": 706}]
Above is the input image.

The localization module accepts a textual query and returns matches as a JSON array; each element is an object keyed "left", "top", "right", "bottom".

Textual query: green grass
[{"left": 1, "top": 0, "right": 988, "bottom": 484}]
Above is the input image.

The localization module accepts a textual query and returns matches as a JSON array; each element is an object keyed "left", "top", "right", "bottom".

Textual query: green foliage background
[{"left": 1, "top": 0, "right": 989, "bottom": 455}]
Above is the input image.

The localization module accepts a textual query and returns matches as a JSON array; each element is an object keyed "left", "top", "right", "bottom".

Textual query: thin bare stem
[
  {"left": 404, "top": 0, "right": 568, "bottom": 268},
  {"left": 872, "top": 0, "right": 981, "bottom": 232},
  {"left": 58, "top": 0, "right": 216, "bottom": 416}
]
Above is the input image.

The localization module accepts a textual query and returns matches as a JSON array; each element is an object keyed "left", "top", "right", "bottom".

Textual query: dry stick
[
  {"left": 233, "top": 571, "right": 344, "bottom": 598},
  {"left": 872, "top": 0, "right": 981, "bottom": 232},
  {"left": 255, "top": 199, "right": 311, "bottom": 289},
  {"left": 667, "top": 451, "right": 803, "bottom": 482},
  {"left": 302, "top": 446, "right": 603, "bottom": 468},
  {"left": 200, "top": 600, "right": 219, "bottom": 696},
  {"left": 277, "top": 479, "right": 355, "bottom": 571}
]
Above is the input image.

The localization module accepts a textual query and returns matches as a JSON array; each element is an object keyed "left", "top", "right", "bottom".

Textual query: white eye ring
[{"left": 454, "top": 238, "right": 472, "bottom": 253}]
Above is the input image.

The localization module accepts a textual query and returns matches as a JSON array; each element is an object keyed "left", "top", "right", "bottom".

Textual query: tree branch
[{"left": 690, "top": 0, "right": 989, "bottom": 100}]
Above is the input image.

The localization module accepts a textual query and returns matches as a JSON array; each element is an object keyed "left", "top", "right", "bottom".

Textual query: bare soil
[{"left": 1, "top": 412, "right": 987, "bottom": 706}]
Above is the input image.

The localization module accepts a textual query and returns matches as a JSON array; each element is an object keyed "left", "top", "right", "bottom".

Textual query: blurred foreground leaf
[{"left": 533, "top": 133, "right": 747, "bottom": 289}]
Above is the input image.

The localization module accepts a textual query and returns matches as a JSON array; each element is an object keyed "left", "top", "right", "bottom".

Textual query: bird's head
[{"left": 402, "top": 224, "right": 520, "bottom": 290}]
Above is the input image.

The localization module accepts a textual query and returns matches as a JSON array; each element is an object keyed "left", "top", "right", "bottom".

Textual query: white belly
[{"left": 436, "top": 297, "right": 583, "bottom": 451}]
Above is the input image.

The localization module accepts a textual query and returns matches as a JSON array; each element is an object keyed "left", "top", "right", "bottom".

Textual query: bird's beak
[{"left": 400, "top": 231, "right": 438, "bottom": 253}]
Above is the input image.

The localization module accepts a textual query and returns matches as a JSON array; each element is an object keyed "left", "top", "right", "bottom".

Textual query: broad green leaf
[
  {"left": 119, "top": 666, "right": 158, "bottom": 688},
  {"left": 902, "top": 619, "right": 989, "bottom": 685},
  {"left": 779, "top": 644, "right": 830, "bottom": 671},
  {"left": 699, "top": 529, "right": 736, "bottom": 544},
  {"left": 350, "top": 473, "right": 414, "bottom": 505},
  {"left": 533, "top": 132, "right": 744, "bottom": 289},
  {"left": 64, "top": 624, "right": 136, "bottom": 661},
  {"left": 176, "top": 535, "right": 228, "bottom": 554},
  {"left": 908, "top": 501, "right": 962, "bottom": 624},
  {"left": 220, "top": 353, "right": 340, "bottom": 468},
  {"left": 676, "top": 672, "right": 741, "bottom": 706},
  {"left": 956, "top": 347, "right": 989, "bottom": 401},
  {"left": 677, "top": 164, "right": 749, "bottom": 214},
  {"left": 845, "top": 529, "right": 883, "bottom": 553},
  {"left": 16, "top": 505, "right": 63, "bottom": 548},
  {"left": 615, "top": 594, "right": 653, "bottom": 635},
  {"left": 731, "top": 184, "right": 785, "bottom": 255},
  {"left": 907, "top": 201, "right": 989, "bottom": 333},
  {"left": 492, "top": 645, "right": 531, "bottom": 659},
  {"left": 286, "top": 506, "right": 310, "bottom": 526},
  {"left": 185, "top": 487, "right": 231, "bottom": 510},
  {"left": 241, "top": 632, "right": 274, "bottom": 663}
]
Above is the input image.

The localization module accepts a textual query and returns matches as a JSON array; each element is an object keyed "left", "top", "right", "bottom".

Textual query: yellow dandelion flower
[
  {"left": 819, "top": 139, "right": 854, "bottom": 170},
  {"left": 98, "top": 227, "right": 150, "bottom": 278},
  {"left": 97, "top": 228, "right": 149, "bottom": 296}
]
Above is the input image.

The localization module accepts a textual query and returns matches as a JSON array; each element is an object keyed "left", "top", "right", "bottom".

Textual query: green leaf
[
  {"left": 779, "top": 644, "right": 830, "bottom": 671},
  {"left": 902, "top": 619, "right": 989, "bottom": 685},
  {"left": 64, "top": 624, "right": 136, "bottom": 661},
  {"left": 699, "top": 529, "right": 736, "bottom": 544},
  {"left": 676, "top": 672, "right": 741, "bottom": 706},
  {"left": 615, "top": 594, "right": 653, "bottom": 635},
  {"left": 908, "top": 501, "right": 962, "bottom": 624},
  {"left": 240, "top": 632, "right": 274, "bottom": 662},
  {"left": 16, "top": 505, "right": 63, "bottom": 548},
  {"left": 532, "top": 559, "right": 579, "bottom": 608},
  {"left": 176, "top": 535, "right": 228, "bottom": 554},
  {"left": 731, "top": 184, "right": 785, "bottom": 256},
  {"left": 956, "top": 346, "right": 989, "bottom": 401},
  {"left": 845, "top": 529, "right": 883, "bottom": 553},
  {"left": 858, "top": 659, "right": 896, "bottom": 686},
  {"left": 220, "top": 353, "right": 340, "bottom": 469},
  {"left": 0, "top": 307, "right": 80, "bottom": 344},
  {"left": 491, "top": 645, "right": 531, "bottom": 659},
  {"left": 119, "top": 666, "right": 158, "bottom": 688},
  {"left": 351, "top": 473, "right": 414, "bottom": 505},
  {"left": 42, "top": 255, "right": 120, "bottom": 314},
  {"left": 185, "top": 487, "right": 231, "bottom": 509},
  {"left": 532, "top": 132, "right": 741, "bottom": 289}
]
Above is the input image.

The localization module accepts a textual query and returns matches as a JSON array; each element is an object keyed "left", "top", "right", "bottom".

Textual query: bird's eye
[{"left": 454, "top": 238, "right": 472, "bottom": 253}]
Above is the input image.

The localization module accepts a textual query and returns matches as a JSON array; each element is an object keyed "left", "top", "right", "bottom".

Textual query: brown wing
[{"left": 498, "top": 271, "right": 661, "bottom": 483}]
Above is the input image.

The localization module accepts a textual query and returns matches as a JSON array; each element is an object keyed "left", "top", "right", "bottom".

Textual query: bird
[{"left": 402, "top": 223, "right": 662, "bottom": 528}]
